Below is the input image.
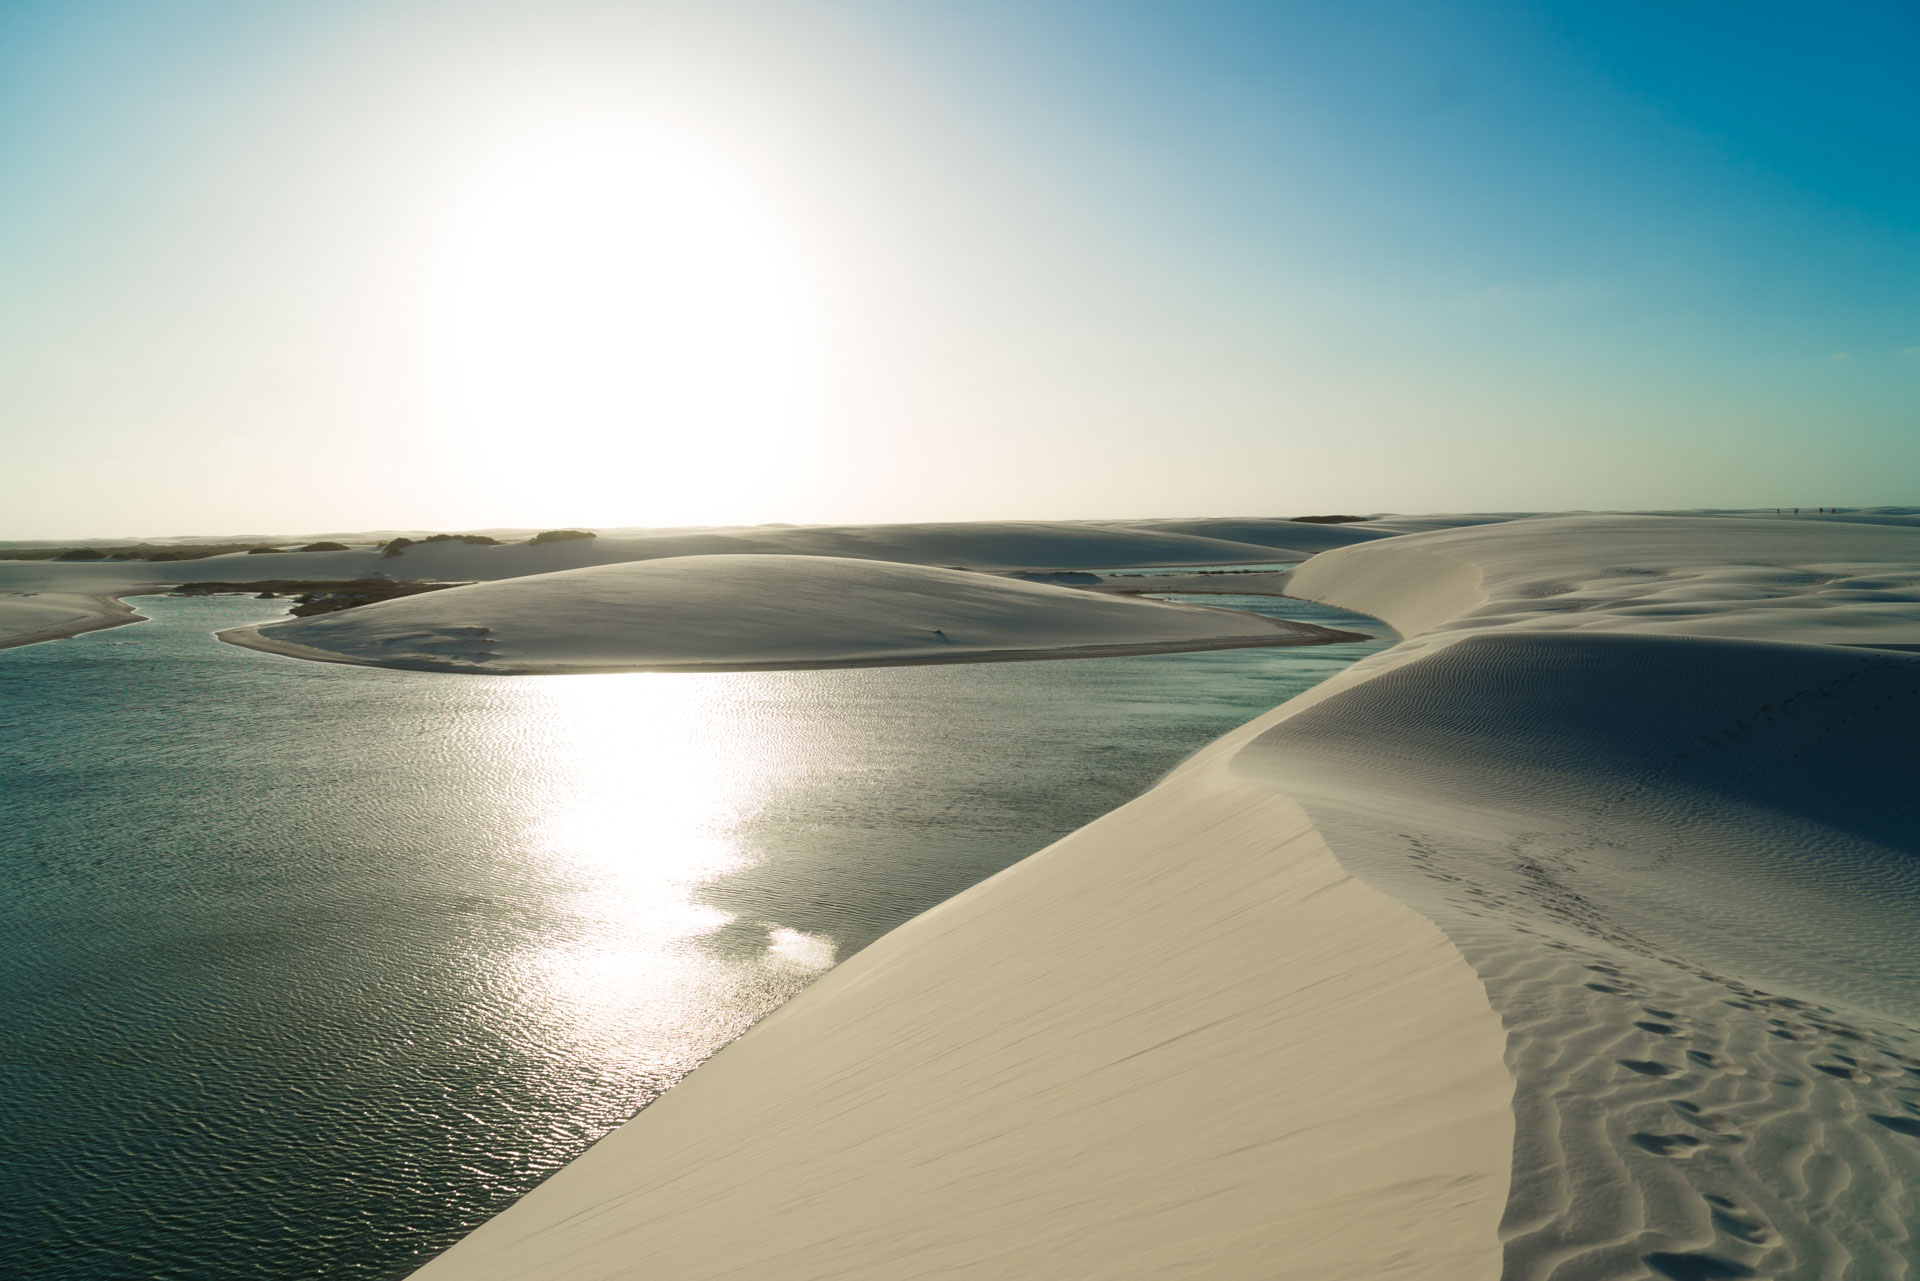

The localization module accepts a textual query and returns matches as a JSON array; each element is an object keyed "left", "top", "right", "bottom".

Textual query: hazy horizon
[{"left": 6, "top": 0, "right": 1916, "bottom": 539}]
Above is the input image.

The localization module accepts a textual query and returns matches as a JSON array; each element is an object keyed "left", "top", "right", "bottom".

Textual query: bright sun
[{"left": 429, "top": 124, "right": 825, "bottom": 524}]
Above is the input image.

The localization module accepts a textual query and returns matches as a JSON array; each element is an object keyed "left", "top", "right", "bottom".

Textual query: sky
[{"left": 2, "top": 0, "right": 1916, "bottom": 538}]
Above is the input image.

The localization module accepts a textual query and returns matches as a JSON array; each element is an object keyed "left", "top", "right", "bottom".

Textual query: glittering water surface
[{"left": 0, "top": 591, "right": 1389, "bottom": 1280}]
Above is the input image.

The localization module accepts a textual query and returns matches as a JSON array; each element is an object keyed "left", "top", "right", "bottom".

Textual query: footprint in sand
[
  {"left": 1642, "top": 1250, "right": 1758, "bottom": 1280},
  {"left": 1704, "top": 1195, "right": 1779, "bottom": 1246},
  {"left": 1670, "top": 1100, "right": 1741, "bottom": 1135},
  {"left": 1686, "top": 1050, "right": 1746, "bottom": 1075},
  {"left": 1869, "top": 1114, "right": 1920, "bottom": 1138},
  {"left": 1813, "top": 1062, "right": 1868, "bottom": 1081},
  {"left": 1630, "top": 1132, "right": 1706, "bottom": 1158},
  {"left": 1636, "top": 1020, "right": 1684, "bottom": 1036},
  {"left": 1619, "top": 1059, "right": 1681, "bottom": 1077},
  {"left": 1587, "top": 982, "right": 1632, "bottom": 995}
]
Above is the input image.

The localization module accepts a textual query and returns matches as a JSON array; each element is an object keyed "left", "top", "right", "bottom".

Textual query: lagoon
[{"left": 0, "top": 590, "right": 1388, "bottom": 1280}]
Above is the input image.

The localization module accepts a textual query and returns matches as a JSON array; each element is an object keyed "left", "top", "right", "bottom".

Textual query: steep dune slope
[{"left": 410, "top": 731, "right": 1513, "bottom": 1280}]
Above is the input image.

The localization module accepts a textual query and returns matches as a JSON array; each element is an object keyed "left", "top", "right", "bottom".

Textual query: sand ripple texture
[{"left": 1262, "top": 513, "right": 1920, "bottom": 1281}]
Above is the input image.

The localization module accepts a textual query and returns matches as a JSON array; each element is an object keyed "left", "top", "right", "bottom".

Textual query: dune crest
[
  {"left": 1273, "top": 514, "right": 1920, "bottom": 1278},
  {"left": 218, "top": 554, "right": 1362, "bottom": 674},
  {"left": 410, "top": 737, "right": 1514, "bottom": 1280}
]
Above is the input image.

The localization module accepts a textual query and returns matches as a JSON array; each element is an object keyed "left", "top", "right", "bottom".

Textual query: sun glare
[{"left": 430, "top": 122, "right": 826, "bottom": 522}]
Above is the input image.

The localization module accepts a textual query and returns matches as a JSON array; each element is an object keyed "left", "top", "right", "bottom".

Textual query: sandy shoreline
[
  {"left": 0, "top": 593, "right": 149, "bottom": 650},
  {"left": 215, "top": 554, "right": 1367, "bottom": 674},
  {"left": 215, "top": 616, "right": 1368, "bottom": 674},
  {"left": 410, "top": 713, "right": 1513, "bottom": 1281}
]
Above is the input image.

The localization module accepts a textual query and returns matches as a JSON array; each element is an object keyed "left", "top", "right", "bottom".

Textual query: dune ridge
[
  {"left": 0, "top": 517, "right": 1382, "bottom": 650},
  {"left": 1270, "top": 514, "right": 1920, "bottom": 1278},
  {"left": 409, "top": 723, "right": 1514, "bottom": 1280},
  {"left": 216, "top": 554, "right": 1365, "bottom": 674}
]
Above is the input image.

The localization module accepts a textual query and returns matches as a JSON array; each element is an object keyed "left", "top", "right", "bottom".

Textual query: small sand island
[{"left": 215, "top": 553, "right": 1365, "bottom": 673}]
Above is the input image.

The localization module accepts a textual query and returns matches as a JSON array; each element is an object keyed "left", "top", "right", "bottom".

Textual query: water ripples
[{"left": 0, "top": 591, "right": 1387, "bottom": 1279}]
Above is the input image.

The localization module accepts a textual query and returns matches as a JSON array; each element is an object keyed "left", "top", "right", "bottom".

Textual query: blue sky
[{"left": 2, "top": 0, "right": 1914, "bottom": 536}]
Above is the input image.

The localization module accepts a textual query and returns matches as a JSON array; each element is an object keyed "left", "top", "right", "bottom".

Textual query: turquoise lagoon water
[{"left": 0, "top": 591, "right": 1390, "bottom": 1280}]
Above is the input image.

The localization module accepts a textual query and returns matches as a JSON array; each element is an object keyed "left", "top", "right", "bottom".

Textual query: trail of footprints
[{"left": 1394, "top": 838, "right": 1920, "bottom": 1281}]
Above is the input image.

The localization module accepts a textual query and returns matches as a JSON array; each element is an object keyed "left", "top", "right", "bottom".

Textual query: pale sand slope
[
  {"left": 329, "top": 519, "right": 1325, "bottom": 582},
  {"left": 0, "top": 592, "right": 146, "bottom": 649},
  {"left": 1100, "top": 516, "right": 1394, "bottom": 554},
  {"left": 0, "top": 519, "right": 1337, "bottom": 649},
  {"left": 1264, "top": 514, "right": 1920, "bottom": 1279},
  {"left": 411, "top": 730, "right": 1513, "bottom": 1280},
  {"left": 219, "top": 555, "right": 1365, "bottom": 674}
]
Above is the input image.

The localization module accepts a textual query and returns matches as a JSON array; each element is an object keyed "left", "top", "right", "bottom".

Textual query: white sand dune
[
  {"left": 347, "top": 519, "right": 1311, "bottom": 582},
  {"left": 219, "top": 554, "right": 1362, "bottom": 674},
  {"left": 409, "top": 510, "right": 1920, "bottom": 1281},
  {"left": 409, "top": 724, "right": 1514, "bottom": 1281},
  {"left": 16, "top": 511, "right": 1919, "bottom": 1277},
  {"left": 0, "top": 518, "right": 1333, "bottom": 649},
  {"left": 0, "top": 592, "right": 145, "bottom": 649},
  {"left": 1294, "top": 511, "right": 1920, "bottom": 649},
  {"left": 1103, "top": 516, "right": 1393, "bottom": 556},
  {"left": 1266, "top": 514, "right": 1920, "bottom": 1279}
]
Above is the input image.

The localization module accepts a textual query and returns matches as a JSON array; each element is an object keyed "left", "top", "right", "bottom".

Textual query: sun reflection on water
[
  {"left": 463, "top": 672, "right": 840, "bottom": 1091},
  {"left": 0, "top": 591, "right": 1394, "bottom": 1281}
]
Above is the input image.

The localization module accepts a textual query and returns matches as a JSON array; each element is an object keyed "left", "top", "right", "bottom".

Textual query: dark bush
[
  {"left": 247, "top": 547, "right": 290, "bottom": 554},
  {"left": 57, "top": 548, "right": 108, "bottom": 560},
  {"left": 380, "top": 537, "right": 415, "bottom": 559},
  {"left": 297, "top": 541, "right": 351, "bottom": 552},
  {"left": 529, "top": 529, "right": 596, "bottom": 545}
]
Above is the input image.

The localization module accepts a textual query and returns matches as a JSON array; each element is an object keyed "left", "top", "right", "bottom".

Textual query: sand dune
[
  {"left": 219, "top": 554, "right": 1362, "bottom": 673},
  {"left": 18, "top": 511, "right": 1919, "bottom": 1277},
  {"left": 343, "top": 519, "right": 1310, "bottom": 581},
  {"left": 1269, "top": 514, "right": 1920, "bottom": 1278},
  {"left": 0, "top": 592, "right": 145, "bottom": 650},
  {"left": 1102, "top": 516, "right": 1393, "bottom": 555},
  {"left": 410, "top": 510, "right": 1920, "bottom": 1281},
  {"left": 409, "top": 729, "right": 1513, "bottom": 1281},
  {"left": 1293, "top": 512, "right": 1920, "bottom": 648},
  {"left": 0, "top": 518, "right": 1330, "bottom": 649}
]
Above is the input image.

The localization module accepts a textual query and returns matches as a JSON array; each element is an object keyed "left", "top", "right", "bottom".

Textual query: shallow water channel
[{"left": 0, "top": 588, "right": 1389, "bottom": 1280}]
